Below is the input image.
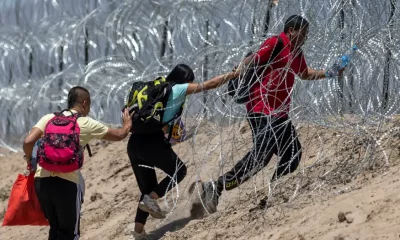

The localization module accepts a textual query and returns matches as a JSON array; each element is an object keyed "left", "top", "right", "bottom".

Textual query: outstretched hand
[
  {"left": 338, "top": 67, "right": 345, "bottom": 77},
  {"left": 325, "top": 66, "right": 346, "bottom": 78},
  {"left": 122, "top": 108, "right": 134, "bottom": 129}
]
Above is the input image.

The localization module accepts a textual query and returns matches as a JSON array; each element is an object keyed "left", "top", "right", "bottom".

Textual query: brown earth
[{"left": 1, "top": 116, "right": 400, "bottom": 240}]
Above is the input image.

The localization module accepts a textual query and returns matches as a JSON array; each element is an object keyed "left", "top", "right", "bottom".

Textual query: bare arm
[
  {"left": 300, "top": 68, "right": 326, "bottom": 80},
  {"left": 301, "top": 67, "right": 345, "bottom": 81},
  {"left": 102, "top": 126, "right": 131, "bottom": 141},
  {"left": 102, "top": 108, "right": 133, "bottom": 141},
  {"left": 186, "top": 71, "right": 239, "bottom": 95},
  {"left": 23, "top": 127, "right": 43, "bottom": 161},
  {"left": 237, "top": 37, "right": 278, "bottom": 71},
  {"left": 237, "top": 54, "right": 256, "bottom": 70}
]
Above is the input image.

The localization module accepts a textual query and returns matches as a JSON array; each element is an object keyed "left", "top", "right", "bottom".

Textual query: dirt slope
[{"left": 1, "top": 118, "right": 400, "bottom": 240}]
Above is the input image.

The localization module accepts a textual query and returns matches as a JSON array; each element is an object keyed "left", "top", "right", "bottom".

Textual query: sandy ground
[{"left": 1, "top": 117, "right": 400, "bottom": 240}]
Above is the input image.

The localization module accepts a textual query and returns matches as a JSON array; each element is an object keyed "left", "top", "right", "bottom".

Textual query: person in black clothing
[
  {"left": 194, "top": 15, "right": 345, "bottom": 213},
  {"left": 128, "top": 64, "right": 239, "bottom": 239}
]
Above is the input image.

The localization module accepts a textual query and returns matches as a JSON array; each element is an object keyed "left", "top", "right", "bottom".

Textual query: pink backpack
[{"left": 37, "top": 110, "right": 83, "bottom": 173}]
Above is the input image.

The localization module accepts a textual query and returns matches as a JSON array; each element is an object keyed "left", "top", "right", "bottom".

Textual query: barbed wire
[{"left": 0, "top": 0, "right": 399, "bottom": 232}]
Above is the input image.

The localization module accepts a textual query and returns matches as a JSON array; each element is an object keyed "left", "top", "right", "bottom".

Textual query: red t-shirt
[{"left": 246, "top": 32, "right": 308, "bottom": 118}]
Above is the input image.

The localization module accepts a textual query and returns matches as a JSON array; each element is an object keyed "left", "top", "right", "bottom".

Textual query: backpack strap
[
  {"left": 266, "top": 36, "right": 283, "bottom": 65},
  {"left": 68, "top": 112, "right": 93, "bottom": 157},
  {"left": 157, "top": 76, "right": 166, "bottom": 83},
  {"left": 70, "top": 111, "right": 92, "bottom": 157},
  {"left": 54, "top": 109, "right": 81, "bottom": 120},
  {"left": 56, "top": 109, "right": 75, "bottom": 117},
  {"left": 254, "top": 36, "right": 283, "bottom": 76}
]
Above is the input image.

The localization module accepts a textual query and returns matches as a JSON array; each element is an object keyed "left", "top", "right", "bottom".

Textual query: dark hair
[
  {"left": 67, "top": 86, "right": 90, "bottom": 109},
  {"left": 166, "top": 64, "right": 195, "bottom": 84},
  {"left": 284, "top": 15, "right": 309, "bottom": 33}
]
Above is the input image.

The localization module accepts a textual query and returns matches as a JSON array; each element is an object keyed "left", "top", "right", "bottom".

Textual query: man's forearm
[
  {"left": 23, "top": 128, "right": 43, "bottom": 160},
  {"left": 203, "top": 72, "right": 238, "bottom": 90},
  {"left": 114, "top": 125, "right": 131, "bottom": 140},
  {"left": 302, "top": 68, "right": 326, "bottom": 80},
  {"left": 102, "top": 125, "right": 131, "bottom": 141},
  {"left": 237, "top": 54, "right": 257, "bottom": 72},
  {"left": 23, "top": 142, "right": 35, "bottom": 160}
]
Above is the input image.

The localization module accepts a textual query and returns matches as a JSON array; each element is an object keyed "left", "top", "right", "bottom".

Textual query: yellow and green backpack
[{"left": 123, "top": 77, "right": 181, "bottom": 135}]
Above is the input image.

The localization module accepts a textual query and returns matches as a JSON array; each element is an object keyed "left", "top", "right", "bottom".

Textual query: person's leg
[
  {"left": 149, "top": 141, "right": 187, "bottom": 198},
  {"left": 271, "top": 120, "right": 302, "bottom": 181},
  {"left": 52, "top": 177, "right": 81, "bottom": 240},
  {"left": 127, "top": 135, "right": 159, "bottom": 234},
  {"left": 78, "top": 171, "right": 85, "bottom": 204},
  {"left": 34, "top": 178, "right": 58, "bottom": 240},
  {"left": 132, "top": 135, "right": 187, "bottom": 221},
  {"left": 216, "top": 113, "right": 277, "bottom": 194},
  {"left": 191, "top": 113, "right": 279, "bottom": 214},
  {"left": 128, "top": 133, "right": 187, "bottom": 200}
]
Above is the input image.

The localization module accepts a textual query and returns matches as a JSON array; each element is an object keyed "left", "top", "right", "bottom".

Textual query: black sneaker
[{"left": 201, "top": 181, "right": 220, "bottom": 213}]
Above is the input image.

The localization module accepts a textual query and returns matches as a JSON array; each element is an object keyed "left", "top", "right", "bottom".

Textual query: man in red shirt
[{"left": 196, "top": 15, "right": 344, "bottom": 213}]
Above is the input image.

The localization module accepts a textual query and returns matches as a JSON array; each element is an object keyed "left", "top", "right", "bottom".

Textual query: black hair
[
  {"left": 67, "top": 86, "right": 90, "bottom": 109},
  {"left": 166, "top": 64, "right": 195, "bottom": 84},
  {"left": 284, "top": 15, "right": 309, "bottom": 33}
]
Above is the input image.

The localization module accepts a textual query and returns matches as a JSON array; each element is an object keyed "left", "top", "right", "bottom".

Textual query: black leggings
[
  {"left": 35, "top": 177, "right": 81, "bottom": 240},
  {"left": 217, "top": 113, "right": 302, "bottom": 193},
  {"left": 127, "top": 132, "right": 187, "bottom": 224}
]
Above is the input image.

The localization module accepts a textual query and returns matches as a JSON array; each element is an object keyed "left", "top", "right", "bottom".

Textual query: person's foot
[
  {"left": 188, "top": 180, "right": 206, "bottom": 219},
  {"left": 201, "top": 181, "right": 220, "bottom": 213},
  {"left": 138, "top": 194, "right": 166, "bottom": 219},
  {"left": 129, "top": 229, "right": 148, "bottom": 240},
  {"left": 188, "top": 180, "right": 220, "bottom": 216}
]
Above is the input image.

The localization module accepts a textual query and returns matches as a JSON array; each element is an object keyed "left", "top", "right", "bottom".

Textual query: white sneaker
[
  {"left": 129, "top": 230, "right": 148, "bottom": 240},
  {"left": 138, "top": 194, "right": 166, "bottom": 219}
]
